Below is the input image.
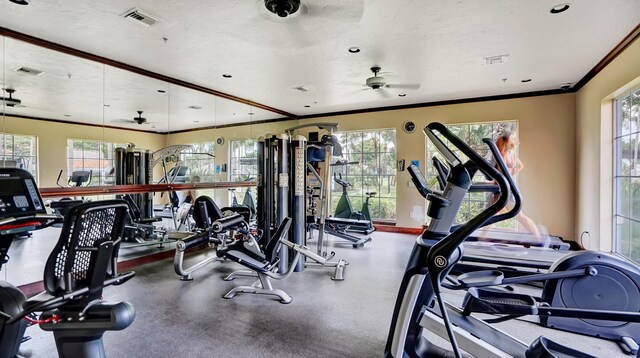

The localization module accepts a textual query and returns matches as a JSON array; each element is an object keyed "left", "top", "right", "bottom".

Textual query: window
[
  {"left": 1, "top": 133, "right": 38, "bottom": 180},
  {"left": 614, "top": 86, "right": 640, "bottom": 263},
  {"left": 229, "top": 139, "right": 258, "bottom": 205},
  {"left": 331, "top": 129, "right": 397, "bottom": 221},
  {"left": 181, "top": 142, "right": 216, "bottom": 183},
  {"left": 425, "top": 121, "right": 518, "bottom": 227},
  {"left": 66, "top": 139, "right": 123, "bottom": 186}
]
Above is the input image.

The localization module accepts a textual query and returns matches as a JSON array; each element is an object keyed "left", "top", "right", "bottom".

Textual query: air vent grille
[
  {"left": 14, "top": 66, "right": 44, "bottom": 76},
  {"left": 483, "top": 54, "right": 510, "bottom": 65},
  {"left": 121, "top": 8, "right": 160, "bottom": 27}
]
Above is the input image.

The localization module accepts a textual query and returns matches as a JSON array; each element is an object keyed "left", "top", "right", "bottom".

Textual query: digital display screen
[{"left": 0, "top": 178, "right": 26, "bottom": 196}]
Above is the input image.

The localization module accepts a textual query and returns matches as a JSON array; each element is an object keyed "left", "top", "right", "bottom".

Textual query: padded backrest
[
  {"left": 43, "top": 200, "right": 128, "bottom": 297},
  {"left": 264, "top": 218, "right": 292, "bottom": 263},
  {"left": 192, "top": 196, "right": 224, "bottom": 229}
]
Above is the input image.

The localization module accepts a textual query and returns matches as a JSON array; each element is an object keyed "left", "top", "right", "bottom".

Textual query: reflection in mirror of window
[
  {"left": 66, "top": 139, "right": 125, "bottom": 186},
  {"left": 614, "top": 86, "right": 640, "bottom": 263},
  {"left": 229, "top": 139, "right": 258, "bottom": 206},
  {"left": 331, "top": 129, "right": 397, "bottom": 221},
  {"left": 1, "top": 133, "right": 38, "bottom": 181},
  {"left": 425, "top": 121, "right": 518, "bottom": 228}
]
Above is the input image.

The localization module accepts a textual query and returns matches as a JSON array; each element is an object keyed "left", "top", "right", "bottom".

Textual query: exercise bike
[
  {"left": 386, "top": 122, "right": 640, "bottom": 357},
  {"left": 333, "top": 173, "right": 375, "bottom": 235},
  {"left": 0, "top": 168, "right": 135, "bottom": 358}
]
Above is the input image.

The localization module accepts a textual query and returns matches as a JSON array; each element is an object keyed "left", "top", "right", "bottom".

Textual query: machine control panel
[{"left": 0, "top": 169, "right": 47, "bottom": 218}]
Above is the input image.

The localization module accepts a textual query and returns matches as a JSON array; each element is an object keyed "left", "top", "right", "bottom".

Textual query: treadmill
[
  {"left": 408, "top": 162, "right": 569, "bottom": 274},
  {"left": 432, "top": 156, "right": 570, "bottom": 251}
]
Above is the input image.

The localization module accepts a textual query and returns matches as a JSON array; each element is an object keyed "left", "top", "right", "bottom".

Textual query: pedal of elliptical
[
  {"left": 462, "top": 287, "right": 537, "bottom": 316},
  {"left": 526, "top": 336, "right": 597, "bottom": 358}
]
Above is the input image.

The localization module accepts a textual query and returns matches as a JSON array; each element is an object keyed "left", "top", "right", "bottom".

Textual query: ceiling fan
[
  {"left": 357, "top": 66, "right": 421, "bottom": 98},
  {"left": 0, "top": 88, "right": 23, "bottom": 107},
  {"left": 113, "top": 111, "right": 157, "bottom": 126}
]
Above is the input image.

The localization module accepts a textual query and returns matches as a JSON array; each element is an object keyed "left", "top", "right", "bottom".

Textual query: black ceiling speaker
[{"left": 264, "top": 0, "right": 300, "bottom": 18}]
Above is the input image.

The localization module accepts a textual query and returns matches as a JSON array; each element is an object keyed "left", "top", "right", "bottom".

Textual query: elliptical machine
[
  {"left": 386, "top": 122, "right": 640, "bottom": 357},
  {"left": 0, "top": 168, "right": 136, "bottom": 358},
  {"left": 333, "top": 173, "right": 375, "bottom": 235}
]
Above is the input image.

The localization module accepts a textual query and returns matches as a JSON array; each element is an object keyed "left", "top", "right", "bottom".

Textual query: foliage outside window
[
  {"left": 229, "top": 139, "right": 258, "bottom": 206},
  {"left": 66, "top": 139, "right": 123, "bottom": 186},
  {"left": 1, "top": 133, "right": 38, "bottom": 180},
  {"left": 331, "top": 129, "right": 397, "bottom": 221},
  {"left": 614, "top": 86, "right": 640, "bottom": 263},
  {"left": 425, "top": 121, "right": 518, "bottom": 228}
]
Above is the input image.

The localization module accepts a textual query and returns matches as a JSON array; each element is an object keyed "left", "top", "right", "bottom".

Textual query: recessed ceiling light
[
  {"left": 248, "top": 112, "right": 255, "bottom": 115},
  {"left": 521, "top": 78, "right": 532, "bottom": 83},
  {"left": 64, "top": 114, "right": 71, "bottom": 117},
  {"left": 103, "top": 104, "right": 111, "bottom": 107},
  {"left": 222, "top": 74, "right": 232, "bottom": 78},
  {"left": 157, "top": 89, "right": 166, "bottom": 93},
  {"left": 304, "top": 105, "right": 311, "bottom": 108},
  {"left": 550, "top": 3, "right": 570, "bottom": 14},
  {"left": 188, "top": 105, "right": 202, "bottom": 110},
  {"left": 348, "top": 47, "right": 361, "bottom": 53},
  {"left": 193, "top": 120, "right": 200, "bottom": 123},
  {"left": 9, "top": 0, "right": 29, "bottom": 5},
  {"left": 398, "top": 93, "right": 406, "bottom": 97}
]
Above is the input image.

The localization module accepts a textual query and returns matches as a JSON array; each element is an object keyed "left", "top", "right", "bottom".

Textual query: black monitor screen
[{"left": 0, "top": 178, "right": 25, "bottom": 196}]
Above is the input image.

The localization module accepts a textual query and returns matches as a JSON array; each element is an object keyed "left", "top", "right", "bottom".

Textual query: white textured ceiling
[{"left": 0, "top": 0, "right": 639, "bottom": 129}]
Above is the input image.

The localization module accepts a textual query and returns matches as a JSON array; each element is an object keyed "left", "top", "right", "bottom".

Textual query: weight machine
[{"left": 256, "top": 124, "right": 348, "bottom": 278}]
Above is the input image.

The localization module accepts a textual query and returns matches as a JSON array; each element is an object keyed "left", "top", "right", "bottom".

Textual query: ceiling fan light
[{"left": 550, "top": 3, "right": 570, "bottom": 14}]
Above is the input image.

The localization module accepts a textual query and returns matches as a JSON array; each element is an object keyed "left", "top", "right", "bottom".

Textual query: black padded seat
[
  {"left": 223, "top": 251, "right": 270, "bottom": 273},
  {"left": 366, "top": 192, "right": 377, "bottom": 196}
]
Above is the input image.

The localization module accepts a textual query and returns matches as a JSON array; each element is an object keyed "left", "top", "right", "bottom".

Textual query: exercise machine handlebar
[
  {"left": 212, "top": 214, "right": 245, "bottom": 233},
  {"left": 407, "top": 165, "right": 431, "bottom": 199}
]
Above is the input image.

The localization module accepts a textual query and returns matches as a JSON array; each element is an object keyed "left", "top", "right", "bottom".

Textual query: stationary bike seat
[{"left": 366, "top": 192, "right": 376, "bottom": 196}]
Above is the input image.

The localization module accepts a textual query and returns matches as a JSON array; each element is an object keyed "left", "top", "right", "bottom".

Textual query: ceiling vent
[
  {"left": 14, "top": 66, "right": 44, "bottom": 76},
  {"left": 483, "top": 54, "right": 510, "bottom": 65},
  {"left": 121, "top": 8, "right": 160, "bottom": 27}
]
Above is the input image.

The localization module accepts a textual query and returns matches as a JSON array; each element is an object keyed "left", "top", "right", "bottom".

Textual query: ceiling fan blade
[
  {"left": 377, "top": 88, "right": 393, "bottom": 98},
  {"left": 349, "top": 87, "right": 371, "bottom": 95},
  {"left": 386, "top": 83, "right": 421, "bottom": 90}
]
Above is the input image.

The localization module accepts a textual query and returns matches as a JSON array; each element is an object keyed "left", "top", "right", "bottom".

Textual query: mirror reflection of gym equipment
[{"left": 0, "top": 2, "right": 638, "bottom": 357}]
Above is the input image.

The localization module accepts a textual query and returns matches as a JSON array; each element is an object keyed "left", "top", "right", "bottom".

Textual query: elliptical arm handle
[
  {"left": 406, "top": 165, "right": 432, "bottom": 199},
  {"left": 480, "top": 138, "right": 522, "bottom": 226},
  {"left": 423, "top": 122, "right": 510, "bottom": 285},
  {"left": 86, "top": 170, "right": 93, "bottom": 187}
]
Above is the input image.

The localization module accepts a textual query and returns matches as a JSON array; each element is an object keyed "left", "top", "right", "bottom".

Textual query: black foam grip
[
  {"left": 178, "top": 232, "right": 210, "bottom": 251},
  {"left": 212, "top": 214, "right": 244, "bottom": 233}
]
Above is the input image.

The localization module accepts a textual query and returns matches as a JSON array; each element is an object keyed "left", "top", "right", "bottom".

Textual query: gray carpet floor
[{"left": 15, "top": 232, "right": 630, "bottom": 357}]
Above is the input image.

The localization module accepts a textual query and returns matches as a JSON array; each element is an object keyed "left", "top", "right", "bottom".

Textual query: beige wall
[
  {"left": 0, "top": 115, "right": 165, "bottom": 187},
  {"left": 576, "top": 37, "right": 640, "bottom": 250},
  {"left": 297, "top": 94, "right": 577, "bottom": 240}
]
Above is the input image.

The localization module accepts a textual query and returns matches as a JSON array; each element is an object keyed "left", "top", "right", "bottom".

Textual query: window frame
[
  {"left": 330, "top": 128, "right": 397, "bottom": 221},
  {"left": 1, "top": 132, "right": 39, "bottom": 182},
  {"left": 612, "top": 85, "right": 640, "bottom": 263},
  {"left": 66, "top": 139, "right": 124, "bottom": 186}
]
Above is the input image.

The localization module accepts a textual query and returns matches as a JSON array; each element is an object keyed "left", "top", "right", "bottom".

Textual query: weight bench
[
  {"left": 218, "top": 217, "right": 299, "bottom": 304},
  {"left": 173, "top": 196, "right": 255, "bottom": 281}
]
